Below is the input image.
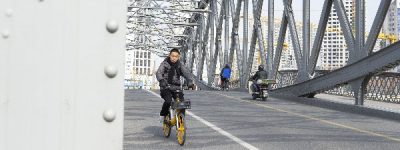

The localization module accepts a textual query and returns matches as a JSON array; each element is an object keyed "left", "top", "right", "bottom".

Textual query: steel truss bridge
[{"left": 128, "top": 0, "right": 400, "bottom": 105}]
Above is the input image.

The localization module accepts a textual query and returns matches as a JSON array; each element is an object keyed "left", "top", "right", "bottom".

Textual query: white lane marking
[{"left": 145, "top": 89, "right": 259, "bottom": 150}]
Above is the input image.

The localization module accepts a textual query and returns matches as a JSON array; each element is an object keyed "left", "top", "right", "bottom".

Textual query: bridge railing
[
  {"left": 228, "top": 79, "right": 241, "bottom": 89},
  {"left": 274, "top": 70, "right": 400, "bottom": 103},
  {"left": 325, "top": 72, "right": 400, "bottom": 103},
  {"left": 273, "top": 70, "right": 298, "bottom": 88}
]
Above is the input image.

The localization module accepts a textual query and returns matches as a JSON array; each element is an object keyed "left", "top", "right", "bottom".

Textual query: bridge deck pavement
[{"left": 124, "top": 90, "right": 400, "bottom": 150}]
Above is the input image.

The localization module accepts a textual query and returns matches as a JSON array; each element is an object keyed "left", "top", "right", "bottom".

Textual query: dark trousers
[
  {"left": 221, "top": 78, "right": 229, "bottom": 86},
  {"left": 160, "top": 89, "right": 184, "bottom": 116},
  {"left": 251, "top": 83, "right": 259, "bottom": 92}
]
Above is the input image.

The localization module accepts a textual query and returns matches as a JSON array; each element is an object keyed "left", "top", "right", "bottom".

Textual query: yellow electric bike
[{"left": 162, "top": 86, "right": 191, "bottom": 146}]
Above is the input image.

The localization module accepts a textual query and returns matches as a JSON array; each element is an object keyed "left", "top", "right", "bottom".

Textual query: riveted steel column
[{"left": 0, "top": 0, "right": 125, "bottom": 149}]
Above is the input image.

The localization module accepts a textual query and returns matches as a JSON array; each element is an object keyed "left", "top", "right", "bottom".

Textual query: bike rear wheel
[
  {"left": 163, "top": 115, "right": 171, "bottom": 138},
  {"left": 261, "top": 97, "right": 267, "bottom": 101},
  {"left": 176, "top": 112, "right": 186, "bottom": 146}
]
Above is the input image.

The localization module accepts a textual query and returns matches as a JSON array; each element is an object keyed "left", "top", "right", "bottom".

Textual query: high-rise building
[
  {"left": 381, "top": 0, "right": 400, "bottom": 72},
  {"left": 319, "top": 0, "right": 354, "bottom": 70},
  {"left": 125, "top": 49, "right": 157, "bottom": 89},
  {"left": 382, "top": 0, "right": 400, "bottom": 40}
]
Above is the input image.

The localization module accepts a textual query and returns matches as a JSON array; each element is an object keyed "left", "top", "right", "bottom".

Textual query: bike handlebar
[{"left": 166, "top": 85, "right": 182, "bottom": 91}]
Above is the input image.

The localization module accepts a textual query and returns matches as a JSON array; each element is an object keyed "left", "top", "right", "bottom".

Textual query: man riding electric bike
[
  {"left": 250, "top": 65, "right": 269, "bottom": 100},
  {"left": 156, "top": 48, "right": 194, "bottom": 122}
]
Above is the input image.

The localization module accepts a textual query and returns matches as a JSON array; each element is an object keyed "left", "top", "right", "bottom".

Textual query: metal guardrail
[
  {"left": 326, "top": 72, "right": 400, "bottom": 103},
  {"left": 228, "top": 79, "right": 240, "bottom": 89},
  {"left": 274, "top": 70, "right": 400, "bottom": 103},
  {"left": 271, "top": 41, "right": 400, "bottom": 97},
  {"left": 272, "top": 70, "right": 328, "bottom": 89}
]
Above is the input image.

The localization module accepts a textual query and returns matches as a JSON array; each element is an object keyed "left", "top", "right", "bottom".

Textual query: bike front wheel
[
  {"left": 163, "top": 115, "right": 171, "bottom": 138},
  {"left": 176, "top": 112, "right": 186, "bottom": 146}
]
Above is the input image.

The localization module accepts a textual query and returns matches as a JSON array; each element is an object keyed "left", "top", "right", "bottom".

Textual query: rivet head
[
  {"left": 103, "top": 110, "right": 116, "bottom": 122},
  {"left": 2, "top": 30, "right": 10, "bottom": 39},
  {"left": 104, "top": 65, "right": 118, "bottom": 78},
  {"left": 106, "top": 20, "right": 119, "bottom": 33},
  {"left": 5, "top": 9, "right": 13, "bottom": 17}
]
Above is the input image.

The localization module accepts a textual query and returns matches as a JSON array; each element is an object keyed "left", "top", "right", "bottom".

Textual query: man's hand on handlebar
[{"left": 160, "top": 79, "right": 168, "bottom": 88}]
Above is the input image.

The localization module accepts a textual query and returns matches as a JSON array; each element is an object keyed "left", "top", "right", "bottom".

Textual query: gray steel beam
[
  {"left": 271, "top": 41, "right": 400, "bottom": 97},
  {"left": 197, "top": 15, "right": 207, "bottom": 79},
  {"left": 245, "top": 0, "right": 265, "bottom": 82},
  {"left": 182, "top": 0, "right": 209, "bottom": 33},
  {"left": 173, "top": 0, "right": 209, "bottom": 76},
  {"left": 308, "top": 0, "right": 333, "bottom": 75},
  {"left": 355, "top": 0, "right": 365, "bottom": 61},
  {"left": 192, "top": 22, "right": 202, "bottom": 73},
  {"left": 207, "top": 0, "right": 215, "bottom": 85},
  {"left": 272, "top": 0, "right": 292, "bottom": 80},
  {"left": 366, "top": 0, "right": 391, "bottom": 55},
  {"left": 352, "top": 76, "right": 371, "bottom": 105},
  {"left": 352, "top": 0, "right": 365, "bottom": 105},
  {"left": 247, "top": 28, "right": 258, "bottom": 80},
  {"left": 219, "top": 3, "right": 225, "bottom": 71},
  {"left": 284, "top": 0, "right": 306, "bottom": 82},
  {"left": 242, "top": 0, "right": 249, "bottom": 87},
  {"left": 254, "top": 0, "right": 267, "bottom": 69},
  {"left": 211, "top": 0, "right": 225, "bottom": 86},
  {"left": 229, "top": 0, "right": 243, "bottom": 86},
  {"left": 188, "top": 28, "right": 195, "bottom": 72},
  {"left": 267, "top": 0, "right": 274, "bottom": 78},
  {"left": 224, "top": 0, "right": 230, "bottom": 66},
  {"left": 333, "top": 0, "right": 355, "bottom": 63},
  {"left": 228, "top": 0, "right": 240, "bottom": 68},
  {"left": 181, "top": 42, "right": 188, "bottom": 64},
  {"left": 257, "top": 27, "right": 267, "bottom": 68},
  {"left": 303, "top": 0, "right": 310, "bottom": 78}
]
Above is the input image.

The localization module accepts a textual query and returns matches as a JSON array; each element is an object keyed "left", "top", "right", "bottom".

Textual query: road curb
[{"left": 272, "top": 95, "right": 400, "bottom": 121}]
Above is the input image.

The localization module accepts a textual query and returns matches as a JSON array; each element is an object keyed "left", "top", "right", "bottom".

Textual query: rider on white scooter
[{"left": 250, "top": 65, "right": 268, "bottom": 94}]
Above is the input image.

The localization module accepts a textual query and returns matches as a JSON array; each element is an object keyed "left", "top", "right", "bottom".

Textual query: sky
[{"left": 255, "top": 0, "right": 380, "bottom": 31}]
